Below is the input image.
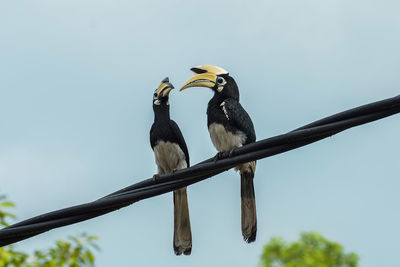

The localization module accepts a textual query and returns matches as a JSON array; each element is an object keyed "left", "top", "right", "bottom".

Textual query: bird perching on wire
[
  {"left": 180, "top": 65, "right": 257, "bottom": 243},
  {"left": 150, "top": 77, "right": 192, "bottom": 255}
]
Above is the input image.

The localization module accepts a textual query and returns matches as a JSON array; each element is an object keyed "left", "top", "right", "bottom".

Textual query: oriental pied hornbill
[
  {"left": 150, "top": 77, "right": 192, "bottom": 255},
  {"left": 180, "top": 65, "right": 257, "bottom": 243}
]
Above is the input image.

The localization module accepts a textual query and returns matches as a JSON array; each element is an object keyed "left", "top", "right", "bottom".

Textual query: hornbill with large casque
[
  {"left": 150, "top": 77, "right": 192, "bottom": 255},
  {"left": 180, "top": 65, "right": 257, "bottom": 243}
]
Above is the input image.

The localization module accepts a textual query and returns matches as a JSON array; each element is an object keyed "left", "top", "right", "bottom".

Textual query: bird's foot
[
  {"left": 228, "top": 148, "right": 236, "bottom": 157},
  {"left": 213, "top": 152, "right": 225, "bottom": 162},
  {"left": 213, "top": 149, "right": 236, "bottom": 162},
  {"left": 152, "top": 174, "right": 160, "bottom": 183}
]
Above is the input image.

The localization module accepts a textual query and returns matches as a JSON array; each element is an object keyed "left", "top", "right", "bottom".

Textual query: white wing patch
[{"left": 220, "top": 101, "right": 229, "bottom": 120}]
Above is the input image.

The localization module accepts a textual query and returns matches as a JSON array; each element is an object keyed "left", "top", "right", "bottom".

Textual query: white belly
[
  {"left": 154, "top": 141, "right": 187, "bottom": 175},
  {"left": 208, "top": 123, "right": 255, "bottom": 174},
  {"left": 208, "top": 123, "right": 247, "bottom": 152}
]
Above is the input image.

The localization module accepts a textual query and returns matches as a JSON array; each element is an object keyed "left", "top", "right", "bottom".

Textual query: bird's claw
[
  {"left": 228, "top": 148, "right": 236, "bottom": 157},
  {"left": 152, "top": 174, "right": 160, "bottom": 182},
  {"left": 213, "top": 149, "right": 236, "bottom": 162},
  {"left": 213, "top": 152, "right": 225, "bottom": 162}
]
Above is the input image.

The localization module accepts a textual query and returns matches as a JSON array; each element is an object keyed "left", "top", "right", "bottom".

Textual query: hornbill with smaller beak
[
  {"left": 180, "top": 66, "right": 257, "bottom": 243},
  {"left": 150, "top": 77, "right": 192, "bottom": 255}
]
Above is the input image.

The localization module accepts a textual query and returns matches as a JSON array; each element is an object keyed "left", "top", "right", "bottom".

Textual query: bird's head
[
  {"left": 180, "top": 65, "right": 239, "bottom": 100},
  {"left": 153, "top": 77, "right": 174, "bottom": 107}
]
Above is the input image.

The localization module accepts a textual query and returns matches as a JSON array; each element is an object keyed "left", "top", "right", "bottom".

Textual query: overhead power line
[{"left": 0, "top": 95, "right": 399, "bottom": 247}]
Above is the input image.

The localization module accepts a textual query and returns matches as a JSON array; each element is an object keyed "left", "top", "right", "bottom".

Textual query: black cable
[{"left": 1, "top": 95, "right": 399, "bottom": 247}]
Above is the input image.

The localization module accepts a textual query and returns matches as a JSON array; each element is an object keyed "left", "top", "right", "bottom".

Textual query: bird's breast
[
  {"left": 208, "top": 123, "right": 247, "bottom": 152},
  {"left": 154, "top": 141, "right": 187, "bottom": 174}
]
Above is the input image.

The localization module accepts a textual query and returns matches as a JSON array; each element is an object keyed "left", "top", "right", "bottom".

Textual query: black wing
[
  {"left": 169, "top": 120, "right": 190, "bottom": 167},
  {"left": 150, "top": 123, "right": 158, "bottom": 149},
  {"left": 223, "top": 98, "right": 256, "bottom": 144}
]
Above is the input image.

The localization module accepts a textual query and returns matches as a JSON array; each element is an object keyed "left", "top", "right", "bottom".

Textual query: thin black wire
[{"left": 1, "top": 95, "right": 399, "bottom": 247}]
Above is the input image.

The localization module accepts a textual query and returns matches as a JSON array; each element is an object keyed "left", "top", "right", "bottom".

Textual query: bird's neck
[
  {"left": 153, "top": 105, "right": 170, "bottom": 122},
  {"left": 208, "top": 93, "right": 227, "bottom": 108}
]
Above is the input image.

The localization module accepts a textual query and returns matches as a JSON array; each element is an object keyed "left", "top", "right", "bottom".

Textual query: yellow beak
[
  {"left": 180, "top": 72, "right": 217, "bottom": 91},
  {"left": 156, "top": 82, "right": 174, "bottom": 97}
]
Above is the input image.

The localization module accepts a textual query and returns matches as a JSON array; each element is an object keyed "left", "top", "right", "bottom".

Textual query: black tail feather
[
  {"left": 240, "top": 171, "right": 257, "bottom": 243},
  {"left": 173, "top": 187, "right": 192, "bottom": 255}
]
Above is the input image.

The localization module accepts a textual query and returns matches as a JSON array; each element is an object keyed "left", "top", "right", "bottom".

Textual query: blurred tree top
[
  {"left": 0, "top": 195, "right": 99, "bottom": 267},
  {"left": 260, "top": 232, "right": 359, "bottom": 267}
]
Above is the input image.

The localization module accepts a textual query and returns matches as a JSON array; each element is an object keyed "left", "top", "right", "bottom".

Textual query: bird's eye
[
  {"left": 154, "top": 93, "right": 158, "bottom": 98},
  {"left": 217, "top": 77, "right": 225, "bottom": 84}
]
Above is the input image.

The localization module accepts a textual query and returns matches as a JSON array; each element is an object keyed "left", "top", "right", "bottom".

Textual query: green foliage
[
  {"left": 0, "top": 247, "right": 28, "bottom": 267},
  {"left": 260, "top": 232, "right": 359, "bottom": 267},
  {"left": 0, "top": 195, "right": 99, "bottom": 267},
  {"left": 0, "top": 195, "right": 16, "bottom": 227},
  {"left": 30, "top": 233, "right": 99, "bottom": 267}
]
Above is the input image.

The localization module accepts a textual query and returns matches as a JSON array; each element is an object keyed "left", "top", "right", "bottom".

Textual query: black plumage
[
  {"left": 207, "top": 96, "right": 256, "bottom": 146},
  {"left": 150, "top": 111, "right": 190, "bottom": 169},
  {"left": 150, "top": 78, "right": 192, "bottom": 255},
  {"left": 181, "top": 65, "right": 258, "bottom": 243}
]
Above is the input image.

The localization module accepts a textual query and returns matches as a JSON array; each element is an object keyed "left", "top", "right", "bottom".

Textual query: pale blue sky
[{"left": 1, "top": 0, "right": 399, "bottom": 266}]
